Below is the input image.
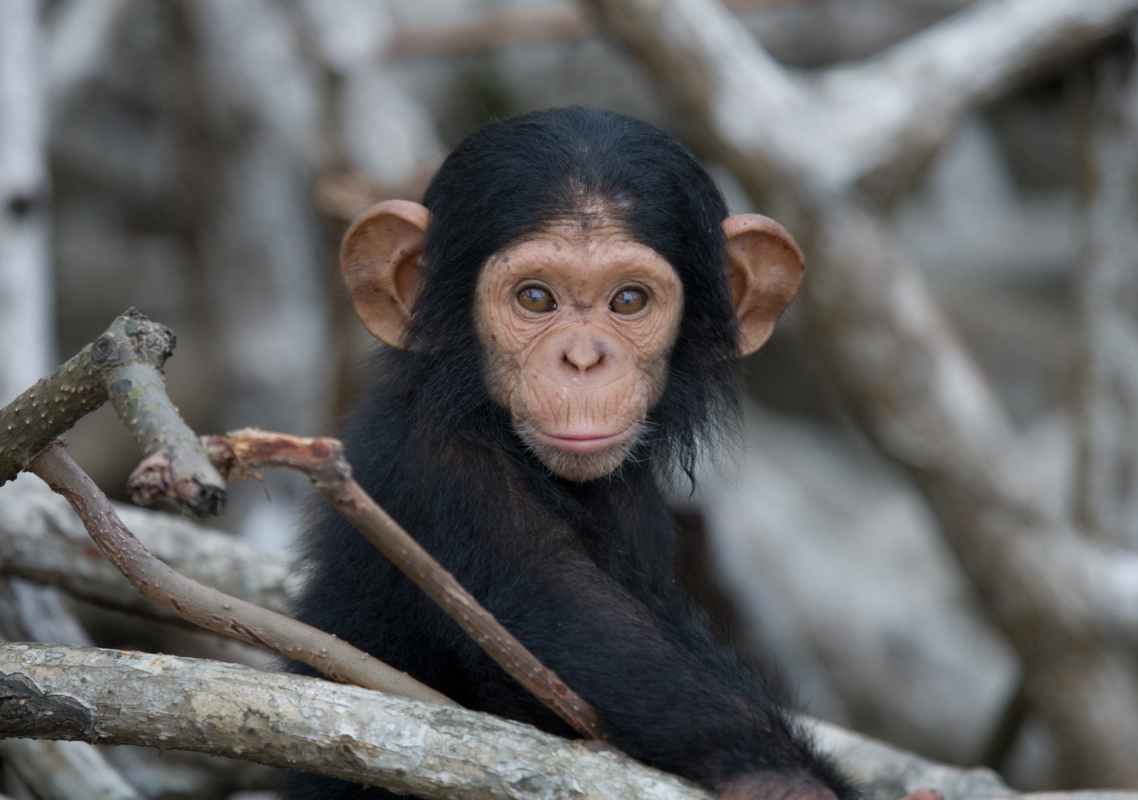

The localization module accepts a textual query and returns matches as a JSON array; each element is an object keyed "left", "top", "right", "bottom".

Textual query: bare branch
[
  {"left": 812, "top": 719, "right": 1010, "bottom": 800},
  {"left": 0, "top": 578, "right": 144, "bottom": 800},
  {"left": 0, "top": 475, "right": 295, "bottom": 623},
  {"left": 0, "top": 339, "right": 105, "bottom": 482},
  {"left": 0, "top": 642, "right": 1037, "bottom": 800},
  {"left": 1071, "top": 47, "right": 1138, "bottom": 549},
  {"left": 823, "top": 0, "right": 1138, "bottom": 196},
  {"left": 27, "top": 442, "right": 453, "bottom": 707},
  {"left": 0, "top": 643, "right": 706, "bottom": 800},
  {"left": 586, "top": 0, "right": 1138, "bottom": 199},
  {"left": 204, "top": 428, "right": 606, "bottom": 741},
  {"left": 803, "top": 206, "right": 1138, "bottom": 643},
  {"left": 97, "top": 310, "right": 225, "bottom": 516}
]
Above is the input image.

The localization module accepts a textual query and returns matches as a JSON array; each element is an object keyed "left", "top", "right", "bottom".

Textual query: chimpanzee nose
[{"left": 562, "top": 335, "right": 605, "bottom": 372}]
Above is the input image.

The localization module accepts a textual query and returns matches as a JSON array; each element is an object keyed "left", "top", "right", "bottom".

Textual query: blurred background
[{"left": 3, "top": 0, "right": 1138, "bottom": 798}]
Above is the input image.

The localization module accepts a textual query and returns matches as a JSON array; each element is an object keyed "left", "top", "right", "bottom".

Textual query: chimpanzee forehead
[{"left": 539, "top": 201, "right": 627, "bottom": 237}]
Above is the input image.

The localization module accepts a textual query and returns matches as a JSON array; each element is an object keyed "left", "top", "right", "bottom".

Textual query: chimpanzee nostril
[{"left": 563, "top": 337, "right": 605, "bottom": 371}]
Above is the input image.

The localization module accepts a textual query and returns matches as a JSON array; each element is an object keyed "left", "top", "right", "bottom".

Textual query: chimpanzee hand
[{"left": 720, "top": 773, "right": 944, "bottom": 800}]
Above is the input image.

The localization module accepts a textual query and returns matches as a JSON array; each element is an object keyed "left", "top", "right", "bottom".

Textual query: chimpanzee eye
[
  {"left": 610, "top": 287, "right": 648, "bottom": 315},
  {"left": 517, "top": 285, "right": 556, "bottom": 313}
]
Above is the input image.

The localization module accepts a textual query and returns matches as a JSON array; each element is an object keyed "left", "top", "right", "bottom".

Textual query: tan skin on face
[{"left": 475, "top": 215, "right": 683, "bottom": 482}]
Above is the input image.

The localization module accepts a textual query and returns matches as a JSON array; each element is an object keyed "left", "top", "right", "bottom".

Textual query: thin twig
[
  {"left": 0, "top": 476, "right": 296, "bottom": 624},
  {"left": 204, "top": 428, "right": 607, "bottom": 740},
  {"left": 27, "top": 441, "right": 453, "bottom": 708}
]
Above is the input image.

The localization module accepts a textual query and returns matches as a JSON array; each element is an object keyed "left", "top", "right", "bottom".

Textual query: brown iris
[
  {"left": 610, "top": 287, "right": 647, "bottom": 315},
  {"left": 517, "top": 285, "right": 556, "bottom": 313}
]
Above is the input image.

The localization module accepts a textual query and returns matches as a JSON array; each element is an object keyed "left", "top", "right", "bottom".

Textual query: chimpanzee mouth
[
  {"left": 515, "top": 419, "right": 644, "bottom": 481},
  {"left": 531, "top": 427, "right": 635, "bottom": 454}
]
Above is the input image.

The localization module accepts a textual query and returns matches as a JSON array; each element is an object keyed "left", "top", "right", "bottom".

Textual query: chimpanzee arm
[{"left": 455, "top": 531, "right": 855, "bottom": 800}]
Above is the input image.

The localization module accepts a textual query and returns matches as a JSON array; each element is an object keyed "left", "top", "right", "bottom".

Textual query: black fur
[{"left": 285, "top": 107, "right": 857, "bottom": 800}]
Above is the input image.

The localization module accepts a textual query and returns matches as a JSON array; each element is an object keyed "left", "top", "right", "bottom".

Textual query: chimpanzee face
[
  {"left": 339, "top": 196, "right": 803, "bottom": 483},
  {"left": 474, "top": 210, "right": 683, "bottom": 481}
]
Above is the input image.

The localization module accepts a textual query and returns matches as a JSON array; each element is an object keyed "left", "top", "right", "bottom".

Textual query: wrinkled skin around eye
[{"left": 474, "top": 216, "right": 683, "bottom": 481}]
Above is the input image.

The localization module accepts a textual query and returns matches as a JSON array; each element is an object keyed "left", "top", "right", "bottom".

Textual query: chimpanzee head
[{"left": 341, "top": 107, "right": 803, "bottom": 481}]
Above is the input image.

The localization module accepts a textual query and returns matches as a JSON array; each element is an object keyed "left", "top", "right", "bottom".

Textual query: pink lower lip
[{"left": 538, "top": 430, "right": 631, "bottom": 454}]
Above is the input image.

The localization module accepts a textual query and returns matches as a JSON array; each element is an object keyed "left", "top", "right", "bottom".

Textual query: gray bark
[
  {"left": 1072, "top": 43, "right": 1138, "bottom": 550},
  {"left": 0, "top": 576, "right": 143, "bottom": 800},
  {"left": 0, "top": 642, "right": 1028, "bottom": 800},
  {"left": 0, "top": 643, "right": 711, "bottom": 800}
]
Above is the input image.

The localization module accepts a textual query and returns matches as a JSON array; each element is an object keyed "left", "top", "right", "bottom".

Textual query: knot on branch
[
  {"left": 0, "top": 670, "right": 94, "bottom": 739},
  {"left": 201, "top": 429, "right": 353, "bottom": 494},
  {"left": 90, "top": 307, "right": 176, "bottom": 371}
]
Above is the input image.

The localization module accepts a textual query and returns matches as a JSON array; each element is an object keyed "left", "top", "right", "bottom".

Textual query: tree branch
[
  {"left": 0, "top": 308, "right": 225, "bottom": 517},
  {"left": 587, "top": 0, "right": 1138, "bottom": 200},
  {"left": 26, "top": 441, "right": 452, "bottom": 707},
  {"left": 823, "top": 0, "right": 1138, "bottom": 197},
  {"left": 0, "top": 643, "right": 706, "bottom": 800},
  {"left": 0, "top": 642, "right": 1040, "bottom": 800},
  {"left": 1071, "top": 47, "right": 1138, "bottom": 549},
  {"left": 1, "top": 308, "right": 601, "bottom": 737},
  {"left": 203, "top": 428, "right": 606, "bottom": 741},
  {"left": 0, "top": 475, "right": 295, "bottom": 623}
]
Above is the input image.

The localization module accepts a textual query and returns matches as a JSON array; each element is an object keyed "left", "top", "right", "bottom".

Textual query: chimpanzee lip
[{"left": 533, "top": 427, "right": 634, "bottom": 454}]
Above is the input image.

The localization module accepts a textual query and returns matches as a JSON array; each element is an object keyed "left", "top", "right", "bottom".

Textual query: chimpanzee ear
[
  {"left": 341, "top": 200, "right": 431, "bottom": 349},
  {"left": 722, "top": 214, "right": 804, "bottom": 356}
]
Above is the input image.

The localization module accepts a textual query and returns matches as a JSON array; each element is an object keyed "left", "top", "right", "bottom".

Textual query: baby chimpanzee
[{"left": 287, "top": 106, "right": 860, "bottom": 800}]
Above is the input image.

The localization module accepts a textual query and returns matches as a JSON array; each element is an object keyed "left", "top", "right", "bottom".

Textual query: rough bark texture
[
  {"left": 0, "top": 344, "right": 104, "bottom": 483},
  {"left": 0, "top": 642, "right": 1037, "bottom": 800},
  {"left": 0, "top": 643, "right": 709, "bottom": 800}
]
